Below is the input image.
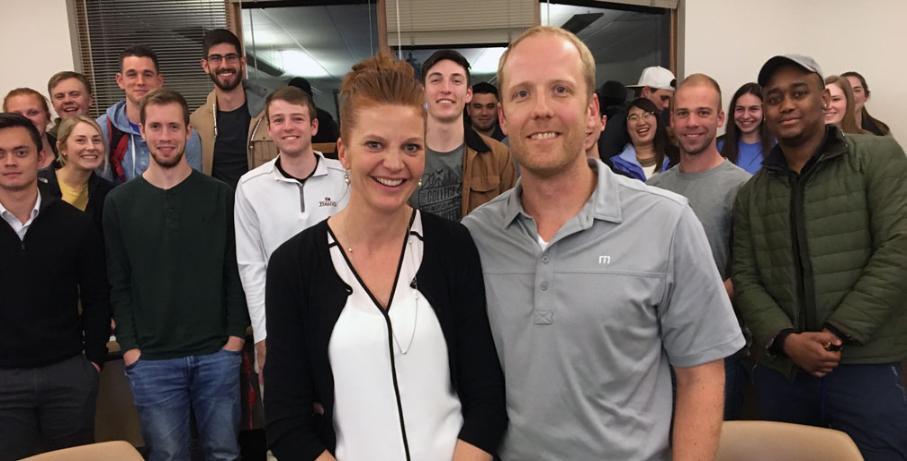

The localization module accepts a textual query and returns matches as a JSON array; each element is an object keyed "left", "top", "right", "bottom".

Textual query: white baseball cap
[{"left": 627, "top": 66, "right": 676, "bottom": 91}]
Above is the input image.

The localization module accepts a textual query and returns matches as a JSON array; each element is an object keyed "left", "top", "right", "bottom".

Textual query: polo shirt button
[
  {"left": 540, "top": 281, "right": 549, "bottom": 291},
  {"left": 542, "top": 255, "right": 550, "bottom": 264}
]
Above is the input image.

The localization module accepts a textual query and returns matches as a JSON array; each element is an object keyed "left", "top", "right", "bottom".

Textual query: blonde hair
[
  {"left": 825, "top": 75, "right": 862, "bottom": 135},
  {"left": 56, "top": 116, "right": 107, "bottom": 170},
  {"left": 497, "top": 26, "right": 596, "bottom": 100},
  {"left": 339, "top": 52, "right": 425, "bottom": 140}
]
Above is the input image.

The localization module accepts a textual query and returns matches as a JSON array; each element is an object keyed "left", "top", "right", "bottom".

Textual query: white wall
[
  {"left": 0, "top": 0, "right": 75, "bottom": 115},
  {"left": 679, "top": 0, "right": 906, "bottom": 143}
]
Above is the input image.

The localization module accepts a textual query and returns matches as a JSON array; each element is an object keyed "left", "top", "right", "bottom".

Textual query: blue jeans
[
  {"left": 754, "top": 363, "right": 907, "bottom": 461},
  {"left": 126, "top": 349, "right": 242, "bottom": 461}
]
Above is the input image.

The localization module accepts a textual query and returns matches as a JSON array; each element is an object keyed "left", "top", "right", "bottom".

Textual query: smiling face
[
  {"left": 140, "top": 102, "right": 189, "bottom": 169},
  {"left": 762, "top": 65, "right": 828, "bottom": 145},
  {"left": 499, "top": 33, "right": 593, "bottom": 177},
  {"left": 202, "top": 42, "right": 244, "bottom": 92},
  {"left": 60, "top": 122, "right": 105, "bottom": 171},
  {"left": 50, "top": 78, "right": 93, "bottom": 118},
  {"left": 424, "top": 59, "right": 472, "bottom": 123},
  {"left": 468, "top": 92, "right": 499, "bottom": 131},
  {"left": 824, "top": 82, "right": 847, "bottom": 127},
  {"left": 268, "top": 99, "right": 318, "bottom": 157},
  {"left": 733, "top": 93, "right": 763, "bottom": 136},
  {"left": 117, "top": 56, "right": 163, "bottom": 106},
  {"left": 338, "top": 103, "right": 425, "bottom": 214},
  {"left": 672, "top": 82, "right": 724, "bottom": 156},
  {"left": 626, "top": 106, "right": 656, "bottom": 147},
  {"left": 0, "top": 126, "right": 43, "bottom": 192},
  {"left": 5, "top": 94, "right": 50, "bottom": 134}
]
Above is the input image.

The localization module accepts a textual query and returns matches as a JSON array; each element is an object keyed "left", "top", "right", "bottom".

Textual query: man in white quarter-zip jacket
[{"left": 235, "top": 86, "right": 348, "bottom": 379}]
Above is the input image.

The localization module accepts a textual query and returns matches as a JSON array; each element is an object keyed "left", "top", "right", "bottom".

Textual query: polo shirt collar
[{"left": 501, "top": 158, "right": 624, "bottom": 230}]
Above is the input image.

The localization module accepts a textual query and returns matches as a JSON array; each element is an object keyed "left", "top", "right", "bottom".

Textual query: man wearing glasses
[{"left": 191, "top": 29, "right": 277, "bottom": 190}]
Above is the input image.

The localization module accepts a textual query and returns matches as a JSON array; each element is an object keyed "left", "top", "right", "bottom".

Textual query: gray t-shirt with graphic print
[{"left": 411, "top": 144, "right": 464, "bottom": 221}]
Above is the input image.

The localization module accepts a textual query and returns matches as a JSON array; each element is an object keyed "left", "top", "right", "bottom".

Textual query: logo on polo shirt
[
  {"left": 598, "top": 255, "right": 612, "bottom": 265},
  {"left": 319, "top": 196, "right": 338, "bottom": 207}
]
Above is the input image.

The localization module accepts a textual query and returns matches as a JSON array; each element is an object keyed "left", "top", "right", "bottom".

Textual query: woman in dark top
[
  {"left": 842, "top": 71, "right": 891, "bottom": 136},
  {"left": 39, "top": 116, "right": 114, "bottom": 229},
  {"left": 264, "top": 54, "right": 506, "bottom": 461}
]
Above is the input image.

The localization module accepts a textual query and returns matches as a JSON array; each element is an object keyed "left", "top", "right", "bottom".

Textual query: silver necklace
[
  {"left": 392, "top": 297, "right": 418, "bottom": 355},
  {"left": 392, "top": 239, "right": 420, "bottom": 355}
]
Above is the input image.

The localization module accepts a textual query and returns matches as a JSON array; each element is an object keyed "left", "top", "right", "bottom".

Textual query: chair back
[
  {"left": 716, "top": 420, "right": 863, "bottom": 461},
  {"left": 19, "top": 440, "right": 143, "bottom": 461}
]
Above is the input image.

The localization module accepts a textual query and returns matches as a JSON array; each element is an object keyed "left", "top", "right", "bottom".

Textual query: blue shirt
[{"left": 718, "top": 139, "right": 764, "bottom": 175}]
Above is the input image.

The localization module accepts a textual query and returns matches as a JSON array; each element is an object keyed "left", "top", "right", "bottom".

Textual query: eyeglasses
[
  {"left": 627, "top": 112, "right": 656, "bottom": 123},
  {"left": 206, "top": 53, "right": 240, "bottom": 65}
]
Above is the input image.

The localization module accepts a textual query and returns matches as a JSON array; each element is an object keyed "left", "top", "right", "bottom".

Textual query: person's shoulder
[
  {"left": 188, "top": 170, "right": 232, "bottom": 195},
  {"left": 45, "top": 198, "right": 95, "bottom": 235},
  {"left": 714, "top": 160, "right": 752, "bottom": 184},
  {"left": 462, "top": 188, "right": 514, "bottom": 228},
  {"left": 848, "top": 132, "right": 904, "bottom": 158},
  {"left": 237, "top": 158, "right": 277, "bottom": 188},
  {"left": 105, "top": 176, "right": 144, "bottom": 201},
  {"left": 645, "top": 164, "right": 679, "bottom": 186},
  {"left": 319, "top": 155, "right": 346, "bottom": 174},
  {"left": 271, "top": 218, "right": 328, "bottom": 264},
  {"left": 421, "top": 210, "right": 469, "bottom": 239},
  {"left": 614, "top": 171, "right": 688, "bottom": 209}
]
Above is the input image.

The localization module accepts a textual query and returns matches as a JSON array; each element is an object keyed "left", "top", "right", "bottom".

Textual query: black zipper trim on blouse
[{"left": 326, "top": 209, "right": 417, "bottom": 461}]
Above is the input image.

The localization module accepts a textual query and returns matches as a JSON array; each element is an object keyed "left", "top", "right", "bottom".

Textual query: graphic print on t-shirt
[{"left": 411, "top": 145, "right": 464, "bottom": 221}]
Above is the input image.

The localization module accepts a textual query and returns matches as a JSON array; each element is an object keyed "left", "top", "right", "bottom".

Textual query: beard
[
  {"left": 150, "top": 149, "right": 184, "bottom": 169},
  {"left": 510, "top": 127, "right": 585, "bottom": 178},
  {"left": 209, "top": 69, "right": 242, "bottom": 92}
]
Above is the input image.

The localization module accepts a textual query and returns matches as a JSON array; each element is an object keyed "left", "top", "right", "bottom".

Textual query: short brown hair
[
  {"left": 47, "top": 71, "right": 93, "bottom": 97},
  {"left": 265, "top": 86, "right": 317, "bottom": 124},
  {"left": 675, "top": 73, "right": 723, "bottom": 110},
  {"left": 3, "top": 88, "right": 51, "bottom": 120},
  {"left": 140, "top": 89, "right": 189, "bottom": 126},
  {"left": 497, "top": 26, "right": 596, "bottom": 100},
  {"left": 339, "top": 52, "right": 425, "bottom": 141}
]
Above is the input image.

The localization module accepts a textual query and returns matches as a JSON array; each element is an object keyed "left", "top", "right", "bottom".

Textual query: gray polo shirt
[{"left": 462, "top": 159, "right": 745, "bottom": 461}]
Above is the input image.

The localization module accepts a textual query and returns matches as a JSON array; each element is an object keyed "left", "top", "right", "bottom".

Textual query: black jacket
[
  {"left": 0, "top": 193, "right": 109, "bottom": 368},
  {"left": 264, "top": 212, "right": 507, "bottom": 459},
  {"left": 38, "top": 168, "right": 114, "bottom": 231}
]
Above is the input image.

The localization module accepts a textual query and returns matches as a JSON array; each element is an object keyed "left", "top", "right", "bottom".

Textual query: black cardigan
[
  {"left": 38, "top": 167, "right": 114, "bottom": 231},
  {"left": 264, "top": 212, "right": 507, "bottom": 459}
]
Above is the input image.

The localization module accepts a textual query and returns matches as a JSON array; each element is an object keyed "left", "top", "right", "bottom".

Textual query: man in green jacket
[{"left": 733, "top": 54, "right": 907, "bottom": 459}]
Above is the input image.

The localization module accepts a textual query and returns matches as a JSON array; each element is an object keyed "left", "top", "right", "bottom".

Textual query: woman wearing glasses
[
  {"left": 610, "top": 98, "right": 672, "bottom": 181},
  {"left": 264, "top": 53, "right": 507, "bottom": 461}
]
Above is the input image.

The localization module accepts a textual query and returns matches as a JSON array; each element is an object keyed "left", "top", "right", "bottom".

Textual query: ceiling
[{"left": 241, "top": 2, "right": 669, "bottom": 112}]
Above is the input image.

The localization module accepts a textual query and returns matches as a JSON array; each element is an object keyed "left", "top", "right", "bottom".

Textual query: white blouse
[{"left": 327, "top": 211, "right": 463, "bottom": 461}]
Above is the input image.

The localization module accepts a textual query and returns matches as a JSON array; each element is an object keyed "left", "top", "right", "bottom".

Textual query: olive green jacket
[{"left": 733, "top": 126, "right": 907, "bottom": 378}]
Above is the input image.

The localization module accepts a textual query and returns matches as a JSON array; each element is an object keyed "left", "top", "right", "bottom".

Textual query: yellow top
[{"left": 57, "top": 176, "right": 89, "bottom": 211}]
